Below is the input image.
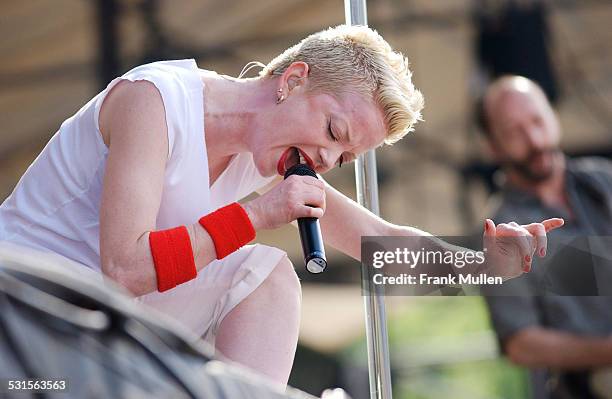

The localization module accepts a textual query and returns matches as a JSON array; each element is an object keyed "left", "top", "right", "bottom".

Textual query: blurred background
[{"left": 1, "top": 0, "right": 611, "bottom": 398}]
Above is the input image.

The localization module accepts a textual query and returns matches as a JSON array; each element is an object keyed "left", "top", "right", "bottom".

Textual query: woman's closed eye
[
  {"left": 328, "top": 118, "right": 338, "bottom": 142},
  {"left": 328, "top": 119, "right": 345, "bottom": 167}
]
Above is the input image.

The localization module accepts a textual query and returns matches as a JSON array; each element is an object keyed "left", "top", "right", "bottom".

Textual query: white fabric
[
  {"left": 0, "top": 59, "right": 284, "bottom": 342},
  {"left": 137, "top": 244, "right": 286, "bottom": 344}
]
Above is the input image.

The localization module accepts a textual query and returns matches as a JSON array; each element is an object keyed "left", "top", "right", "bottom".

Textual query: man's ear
[{"left": 486, "top": 136, "right": 502, "bottom": 161}]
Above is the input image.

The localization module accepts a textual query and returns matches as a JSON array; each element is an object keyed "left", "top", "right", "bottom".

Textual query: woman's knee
[{"left": 263, "top": 254, "right": 301, "bottom": 306}]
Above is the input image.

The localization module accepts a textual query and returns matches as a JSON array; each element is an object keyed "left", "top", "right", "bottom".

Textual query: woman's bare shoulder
[{"left": 98, "top": 80, "right": 166, "bottom": 148}]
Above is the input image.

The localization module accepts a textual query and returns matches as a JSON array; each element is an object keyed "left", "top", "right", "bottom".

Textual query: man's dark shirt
[{"left": 484, "top": 157, "right": 612, "bottom": 399}]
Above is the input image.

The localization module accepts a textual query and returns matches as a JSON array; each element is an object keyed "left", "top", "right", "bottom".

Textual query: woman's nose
[{"left": 317, "top": 149, "right": 339, "bottom": 173}]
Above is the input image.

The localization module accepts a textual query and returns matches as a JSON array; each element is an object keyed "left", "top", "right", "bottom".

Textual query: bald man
[{"left": 480, "top": 76, "right": 612, "bottom": 399}]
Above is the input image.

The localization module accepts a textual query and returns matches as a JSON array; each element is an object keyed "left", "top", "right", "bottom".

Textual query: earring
[{"left": 276, "top": 88, "right": 285, "bottom": 104}]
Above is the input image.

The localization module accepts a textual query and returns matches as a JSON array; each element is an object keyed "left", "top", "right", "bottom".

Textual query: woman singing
[{"left": 0, "top": 25, "right": 562, "bottom": 385}]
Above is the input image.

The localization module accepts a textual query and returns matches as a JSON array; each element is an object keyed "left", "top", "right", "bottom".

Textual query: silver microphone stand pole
[{"left": 344, "top": 1, "right": 393, "bottom": 398}]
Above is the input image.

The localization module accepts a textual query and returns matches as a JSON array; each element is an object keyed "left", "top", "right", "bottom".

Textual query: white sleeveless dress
[{"left": 0, "top": 59, "right": 286, "bottom": 344}]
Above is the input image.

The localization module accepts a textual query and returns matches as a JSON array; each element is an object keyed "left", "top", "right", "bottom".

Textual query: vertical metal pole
[{"left": 344, "top": 1, "right": 393, "bottom": 398}]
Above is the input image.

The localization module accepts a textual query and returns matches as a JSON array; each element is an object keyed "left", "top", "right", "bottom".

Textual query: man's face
[
  {"left": 252, "top": 89, "right": 388, "bottom": 177},
  {"left": 487, "top": 89, "right": 561, "bottom": 182}
]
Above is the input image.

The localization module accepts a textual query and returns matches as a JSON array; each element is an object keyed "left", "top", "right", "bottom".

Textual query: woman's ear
[
  {"left": 275, "top": 62, "right": 310, "bottom": 103},
  {"left": 285, "top": 62, "right": 309, "bottom": 91}
]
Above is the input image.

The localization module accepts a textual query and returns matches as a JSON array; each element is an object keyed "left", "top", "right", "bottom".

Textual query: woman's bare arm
[
  {"left": 259, "top": 175, "right": 562, "bottom": 279},
  {"left": 256, "top": 176, "right": 417, "bottom": 259},
  {"left": 318, "top": 180, "right": 407, "bottom": 259},
  {"left": 98, "top": 80, "right": 217, "bottom": 296}
]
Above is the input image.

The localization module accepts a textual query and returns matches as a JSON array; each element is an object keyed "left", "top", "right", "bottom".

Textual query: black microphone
[{"left": 284, "top": 163, "right": 327, "bottom": 274}]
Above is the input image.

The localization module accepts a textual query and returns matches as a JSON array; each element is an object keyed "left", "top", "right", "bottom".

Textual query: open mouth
[{"left": 277, "top": 147, "right": 314, "bottom": 175}]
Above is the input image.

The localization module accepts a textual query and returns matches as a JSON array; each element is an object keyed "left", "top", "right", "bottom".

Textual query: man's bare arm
[{"left": 506, "top": 327, "right": 612, "bottom": 369}]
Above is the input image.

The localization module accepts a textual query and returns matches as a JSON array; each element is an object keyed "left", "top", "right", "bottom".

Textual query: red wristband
[
  {"left": 198, "top": 202, "right": 256, "bottom": 259},
  {"left": 149, "top": 226, "right": 197, "bottom": 292}
]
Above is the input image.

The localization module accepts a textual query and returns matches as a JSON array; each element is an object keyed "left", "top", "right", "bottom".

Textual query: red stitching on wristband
[
  {"left": 198, "top": 202, "right": 256, "bottom": 259},
  {"left": 149, "top": 226, "right": 197, "bottom": 292}
]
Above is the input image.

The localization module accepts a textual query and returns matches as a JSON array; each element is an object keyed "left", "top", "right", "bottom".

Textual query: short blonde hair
[{"left": 261, "top": 25, "right": 424, "bottom": 144}]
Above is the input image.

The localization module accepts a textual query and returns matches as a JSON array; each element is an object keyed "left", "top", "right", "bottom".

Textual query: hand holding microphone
[
  {"left": 283, "top": 164, "right": 327, "bottom": 273},
  {"left": 242, "top": 163, "right": 327, "bottom": 273}
]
